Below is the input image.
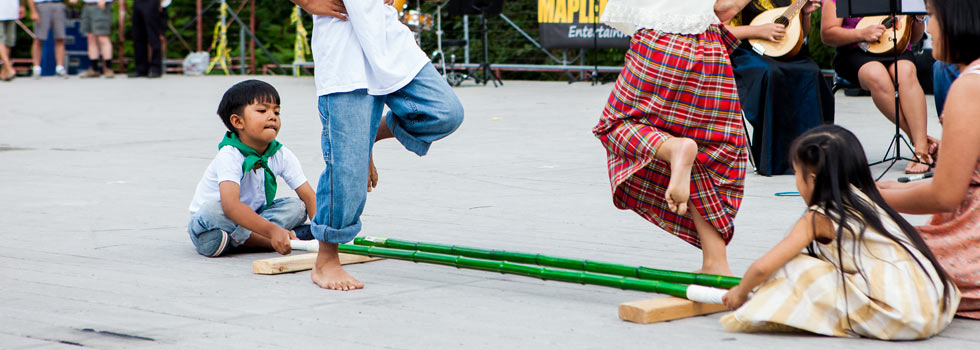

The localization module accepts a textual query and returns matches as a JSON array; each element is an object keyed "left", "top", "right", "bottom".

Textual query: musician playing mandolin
[
  {"left": 724, "top": 0, "right": 834, "bottom": 176},
  {"left": 822, "top": 0, "right": 934, "bottom": 175}
]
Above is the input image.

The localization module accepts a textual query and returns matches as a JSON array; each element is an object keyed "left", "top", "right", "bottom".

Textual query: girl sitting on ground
[{"left": 721, "top": 125, "right": 959, "bottom": 339}]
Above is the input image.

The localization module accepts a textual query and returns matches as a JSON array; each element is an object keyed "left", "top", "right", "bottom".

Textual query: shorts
[
  {"left": 34, "top": 2, "right": 67, "bottom": 41},
  {"left": 81, "top": 4, "right": 112, "bottom": 35},
  {"left": 833, "top": 46, "right": 915, "bottom": 84},
  {"left": 0, "top": 21, "right": 15, "bottom": 48}
]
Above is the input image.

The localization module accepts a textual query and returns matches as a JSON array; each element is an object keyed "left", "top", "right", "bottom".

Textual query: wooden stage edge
[
  {"left": 253, "top": 253, "right": 381, "bottom": 275},
  {"left": 619, "top": 297, "right": 729, "bottom": 324}
]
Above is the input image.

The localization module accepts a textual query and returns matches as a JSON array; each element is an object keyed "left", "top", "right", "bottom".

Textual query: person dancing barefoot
[
  {"left": 594, "top": 0, "right": 752, "bottom": 276},
  {"left": 292, "top": 0, "right": 464, "bottom": 290}
]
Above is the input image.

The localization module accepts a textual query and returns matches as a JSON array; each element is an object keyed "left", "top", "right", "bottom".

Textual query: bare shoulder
[
  {"left": 952, "top": 70, "right": 980, "bottom": 90},
  {"left": 943, "top": 73, "right": 980, "bottom": 123},
  {"left": 805, "top": 210, "right": 836, "bottom": 243}
]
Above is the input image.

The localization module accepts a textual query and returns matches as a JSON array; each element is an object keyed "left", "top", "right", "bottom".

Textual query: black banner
[{"left": 538, "top": 0, "right": 630, "bottom": 49}]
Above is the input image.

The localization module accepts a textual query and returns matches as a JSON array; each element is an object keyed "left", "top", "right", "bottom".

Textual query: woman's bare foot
[
  {"left": 311, "top": 242, "right": 364, "bottom": 291},
  {"left": 664, "top": 138, "right": 698, "bottom": 216},
  {"left": 927, "top": 136, "right": 940, "bottom": 161},
  {"left": 698, "top": 263, "right": 733, "bottom": 277},
  {"left": 367, "top": 155, "right": 378, "bottom": 192}
]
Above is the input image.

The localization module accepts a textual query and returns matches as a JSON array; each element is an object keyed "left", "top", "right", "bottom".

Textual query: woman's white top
[{"left": 601, "top": 0, "right": 720, "bottom": 35}]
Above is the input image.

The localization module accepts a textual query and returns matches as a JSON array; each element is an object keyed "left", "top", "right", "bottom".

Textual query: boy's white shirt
[
  {"left": 189, "top": 145, "right": 308, "bottom": 215},
  {"left": 311, "top": 0, "right": 428, "bottom": 96},
  {"left": 0, "top": 0, "right": 18, "bottom": 21}
]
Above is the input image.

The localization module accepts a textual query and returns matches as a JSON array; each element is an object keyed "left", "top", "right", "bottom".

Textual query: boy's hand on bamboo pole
[{"left": 270, "top": 227, "right": 294, "bottom": 255}]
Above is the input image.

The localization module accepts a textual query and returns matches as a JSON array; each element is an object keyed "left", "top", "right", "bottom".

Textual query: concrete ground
[{"left": 1, "top": 75, "right": 976, "bottom": 349}]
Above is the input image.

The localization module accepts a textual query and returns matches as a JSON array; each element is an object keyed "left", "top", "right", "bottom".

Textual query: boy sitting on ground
[{"left": 187, "top": 79, "right": 316, "bottom": 257}]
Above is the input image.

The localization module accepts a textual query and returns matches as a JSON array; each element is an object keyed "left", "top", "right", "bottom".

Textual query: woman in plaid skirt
[{"left": 595, "top": 0, "right": 752, "bottom": 275}]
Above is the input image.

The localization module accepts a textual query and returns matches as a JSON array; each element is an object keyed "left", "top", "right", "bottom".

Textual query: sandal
[{"left": 905, "top": 152, "right": 933, "bottom": 174}]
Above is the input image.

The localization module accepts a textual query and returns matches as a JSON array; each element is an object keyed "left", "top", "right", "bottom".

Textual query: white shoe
[
  {"left": 55, "top": 66, "right": 67, "bottom": 78},
  {"left": 32, "top": 66, "right": 41, "bottom": 79}
]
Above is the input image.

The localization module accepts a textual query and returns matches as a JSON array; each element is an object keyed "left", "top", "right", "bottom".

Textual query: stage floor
[{"left": 1, "top": 75, "right": 972, "bottom": 349}]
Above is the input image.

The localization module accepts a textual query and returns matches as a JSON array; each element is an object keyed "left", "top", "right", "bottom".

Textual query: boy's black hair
[
  {"left": 216, "top": 79, "right": 281, "bottom": 134},
  {"left": 929, "top": 0, "right": 980, "bottom": 64},
  {"left": 789, "top": 125, "right": 955, "bottom": 330}
]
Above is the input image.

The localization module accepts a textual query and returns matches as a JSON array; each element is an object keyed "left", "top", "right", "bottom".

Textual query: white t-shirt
[
  {"left": 0, "top": 0, "right": 18, "bottom": 21},
  {"left": 189, "top": 145, "right": 308, "bottom": 215},
  {"left": 311, "top": 0, "right": 428, "bottom": 96}
]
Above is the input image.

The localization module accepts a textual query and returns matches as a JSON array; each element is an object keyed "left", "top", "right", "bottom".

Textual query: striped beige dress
[{"left": 721, "top": 189, "right": 960, "bottom": 340}]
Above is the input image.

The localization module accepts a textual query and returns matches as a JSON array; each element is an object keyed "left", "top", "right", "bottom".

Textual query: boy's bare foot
[
  {"left": 367, "top": 155, "right": 378, "bottom": 192},
  {"left": 311, "top": 241, "right": 364, "bottom": 291},
  {"left": 664, "top": 138, "right": 698, "bottom": 216}
]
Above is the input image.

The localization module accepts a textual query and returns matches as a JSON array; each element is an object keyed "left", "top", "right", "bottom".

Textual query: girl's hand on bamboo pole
[{"left": 722, "top": 285, "right": 749, "bottom": 310}]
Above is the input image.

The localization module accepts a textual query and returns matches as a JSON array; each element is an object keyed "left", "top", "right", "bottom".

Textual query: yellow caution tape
[{"left": 206, "top": 1, "right": 232, "bottom": 75}]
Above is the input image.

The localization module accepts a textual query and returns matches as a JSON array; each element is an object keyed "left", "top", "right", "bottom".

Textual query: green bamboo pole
[
  {"left": 337, "top": 244, "right": 727, "bottom": 303},
  {"left": 352, "top": 236, "right": 741, "bottom": 289}
]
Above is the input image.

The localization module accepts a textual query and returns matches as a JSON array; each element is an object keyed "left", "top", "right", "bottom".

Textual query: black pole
[
  {"left": 591, "top": 0, "right": 599, "bottom": 85},
  {"left": 867, "top": 2, "right": 921, "bottom": 179}
]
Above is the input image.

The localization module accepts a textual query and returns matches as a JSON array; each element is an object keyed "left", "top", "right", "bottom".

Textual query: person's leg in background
[
  {"left": 143, "top": 0, "right": 162, "bottom": 77},
  {"left": 30, "top": 3, "right": 51, "bottom": 78},
  {"left": 80, "top": 5, "right": 100, "bottom": 78},
  {"left": 51, "top": 2, "right": 67, "bottom": 77},
  {"left": 130, "top": 0, "right": 148, "bottom": 76},
  {"left": 0, "top": 21, "right": 15, "bottom": 80}
]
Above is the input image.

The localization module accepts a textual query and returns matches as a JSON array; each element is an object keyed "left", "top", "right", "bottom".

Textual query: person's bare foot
[
  {"left": 311, "top": 242, "right": 364, "bottom": 291},
  {"left": 665, "top": 138, "right": 698, "bottom": 216},
  {"left": 698, "top": 265, "right": 733, "bottom": 277},
  {"left": 367, "top": 155, "right": 378, "bottom": 192}
]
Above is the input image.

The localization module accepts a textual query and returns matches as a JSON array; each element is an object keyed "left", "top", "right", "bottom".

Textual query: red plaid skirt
[{"left": 594, "top": 25, "right": 747, "bottom": 248}]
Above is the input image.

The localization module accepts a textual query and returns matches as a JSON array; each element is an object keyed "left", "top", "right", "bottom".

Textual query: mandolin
[
  {"left": 747, "top": 0, "right": 809, "bottom": 59},
  {"left": 855, "top": 15, "right": 912, "bottom": 55}
]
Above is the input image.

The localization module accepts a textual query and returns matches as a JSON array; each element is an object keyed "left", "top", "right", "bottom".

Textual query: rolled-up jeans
[
  {"left": 312, "top": 63, "right": 464, "bottom": 243},
  {"left": 188, "top": 197, "right": 311, "bottom": 247}
]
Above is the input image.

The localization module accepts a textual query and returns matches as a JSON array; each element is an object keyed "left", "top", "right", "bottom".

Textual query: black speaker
[{"left": 448, "top": 0, "right": 504, "bottom": 17}]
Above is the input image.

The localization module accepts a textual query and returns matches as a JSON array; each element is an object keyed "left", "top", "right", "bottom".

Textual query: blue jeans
[
  {"left": 933, "top": 61, "right": 960, "bottom": 116},
  {"left": 312, "top": 63, "right": 464, "bottom": 243},
  {"left": 187, "top": 197, "right": 312, "bottom": 247}
]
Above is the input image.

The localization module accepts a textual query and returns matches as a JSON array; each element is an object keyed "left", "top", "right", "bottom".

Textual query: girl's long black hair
[
  {"left": 928, "top": 0, "right": 980, "bottom": 65},
  {"left": 790, "top": 125, "right": 954, "bottom": 317}
]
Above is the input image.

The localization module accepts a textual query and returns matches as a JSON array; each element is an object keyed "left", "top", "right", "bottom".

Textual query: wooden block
[
  {"left": 618, "top": 297, "right": 729, "bottom": 324},
  {"left": 253, "top": 253, "right": 380, "bottom": 275}
]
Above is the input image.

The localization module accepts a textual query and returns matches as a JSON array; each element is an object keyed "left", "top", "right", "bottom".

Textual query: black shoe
[
  {"left": 147, "top": 71, "right": 162, "bottom": 78},
  {"left": 128, "top": 72, "right": 147, "bottom": 78}
]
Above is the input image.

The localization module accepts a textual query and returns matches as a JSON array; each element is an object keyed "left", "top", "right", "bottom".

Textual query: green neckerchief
[{"left": 218, "top": 131, "right": 283, "bottom": 206}]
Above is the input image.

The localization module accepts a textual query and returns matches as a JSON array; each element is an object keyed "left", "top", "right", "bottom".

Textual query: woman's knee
[
  {"left": 858, "top": 63, "right": 892, "bottom": 92},
  {"left": 893, "top": 60, "right": 919, "bottom": 82}
]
